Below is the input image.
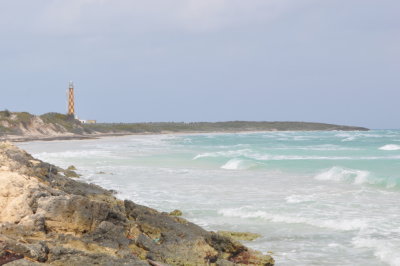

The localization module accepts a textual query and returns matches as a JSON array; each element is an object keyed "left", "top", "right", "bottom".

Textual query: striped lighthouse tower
[{"left": 67, "top": 81, "right": 75, "bottom": 117}]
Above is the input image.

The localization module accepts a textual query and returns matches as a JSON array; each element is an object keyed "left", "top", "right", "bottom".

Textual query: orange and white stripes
[{"left": 68, "top": 82, "right": 75, "bottom": 116}]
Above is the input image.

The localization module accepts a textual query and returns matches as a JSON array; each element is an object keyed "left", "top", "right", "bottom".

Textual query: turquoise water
[{"left": 19, "top": 130, "right": 400, "bottom": 265}]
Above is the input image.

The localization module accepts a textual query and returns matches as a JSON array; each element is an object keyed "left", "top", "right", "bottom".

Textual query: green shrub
[{"left": 40, "top": 112, "right": 81, "bottom": 132}]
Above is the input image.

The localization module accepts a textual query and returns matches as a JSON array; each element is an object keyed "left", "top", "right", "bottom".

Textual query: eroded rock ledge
[{"left": 0, "top": 142, "right": 274, "bottom": 265}]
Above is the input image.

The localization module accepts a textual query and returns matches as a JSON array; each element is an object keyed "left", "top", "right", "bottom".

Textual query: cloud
[{"left": 0, "top": 0, "right": 307, "bottom": 36}]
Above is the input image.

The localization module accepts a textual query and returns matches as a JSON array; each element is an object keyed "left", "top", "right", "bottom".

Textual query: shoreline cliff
[{"left": 0, "top": 142, "right": 274, "bottom": 265}]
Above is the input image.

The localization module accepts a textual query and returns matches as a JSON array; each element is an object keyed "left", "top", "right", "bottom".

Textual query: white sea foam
[
  {"left": 352, "top": 238, "right": 400, "bottom": 266},
  {"left": 342, "top": 136, "right": 356, "bottom": 142},
  {"left": 254, "top": 154, "right": 354, "bottom": 160},
  {"left": 215, "top": 144, "right": 250, "bottom": 149},
  {"left": 19, "top": 130, "right": 400, "bottom": 265},
  {"left": 219, "top": 208, "right": 368, "bottom": 231},
  {"left": 221, "top": 159, "right": 244, "bottom": 170},
  {"left": 256, "top": 154, "right": 400, "bottom": 160},
  {"left": 193, "top": 149, "right": 252, "bottom": 160},
  {"left": 335, "top": 133, "right": 352, "bottom": 137},
  {"left": 315, "top": 167, "right": 400, "bottom": 188},
  {"left": 275, "top": 145, "right": 360, "bottom": 151},
  {"left": 379, "top": 144, "right": 400, "bottom": 151},
  {"left": 315, "top": 167, "right": 371, "bottom": 185},
  {"left": 34, "top": 150, "right": 112, "bottom": 159},
  {"left": 194, "top": 150, "right": 400, "bottom": 161},
  {"left": 285, "top": 194, "right": 316, "bottom": 204},
  {"left": 337, "top": 133, "right": 389, "bottom": 139},
  {"left": 220, "top": 159, "right": 257, "bottom": 170},
  {"left": 385, "top": 177, "right": 400, "bottom": 188},
  {"left": 127, "top": 135, "right": 174, "bottom": 146}
]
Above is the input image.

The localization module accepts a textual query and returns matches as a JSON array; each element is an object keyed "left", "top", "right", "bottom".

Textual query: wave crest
[
  {"left": 352, "top": 237, "right": 400, "bottom": 266},
  {"left": 218, "top": 208, "right": 368, "bottom": 231},
  {"left": 379, "top": 144, "right": 400, "bottom": 151},
  {"left": 220, "top": 159, "right": 259, "bottom": 170},
  {"left": 193, "top": 151, "right": 400, "bottom": 161},
  {"left": 221, "top": 159, "right": 244, "bottom": 170},
  {"left": 193, "top": 149, "right": 251, "bottom": 160},
  {"left": 314, "top": 167, "right": 400, "bottom": 188},
  {"left": 315, "top": 167, "right": 370, "bottom": 185}
]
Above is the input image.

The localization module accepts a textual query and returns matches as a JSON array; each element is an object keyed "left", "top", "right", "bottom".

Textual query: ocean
[{"left": 18, "top": 130, "right": 400, "bottom": 265}]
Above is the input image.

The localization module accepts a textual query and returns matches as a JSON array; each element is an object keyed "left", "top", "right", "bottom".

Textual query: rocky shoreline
[{"left": 0, "top": 142, "right": 274, "bottom": 265}]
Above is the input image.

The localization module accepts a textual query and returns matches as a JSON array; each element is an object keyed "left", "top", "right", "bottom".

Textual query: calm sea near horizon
[{"left": 18, "top": 130, "right": 400, "bottom": 265}]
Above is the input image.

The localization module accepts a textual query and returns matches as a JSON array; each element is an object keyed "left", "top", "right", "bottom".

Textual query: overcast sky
[{"left": 0, "top": 0, "right": 399, "bottom": 128}]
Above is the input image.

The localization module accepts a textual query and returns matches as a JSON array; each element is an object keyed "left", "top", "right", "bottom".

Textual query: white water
[
  {"left": 379, "top": 144, "right": 400, "bottom": 151},
  {"left": 18, "top": 130, "right": 400, "bottom": 265}
]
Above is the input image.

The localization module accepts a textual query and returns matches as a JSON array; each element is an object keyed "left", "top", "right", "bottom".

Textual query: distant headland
[{"left": 0, "top": 110, "right": 369, "bottom": 142}]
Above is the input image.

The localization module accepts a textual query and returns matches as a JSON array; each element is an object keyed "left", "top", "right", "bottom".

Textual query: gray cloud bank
[{"left": 0, "top": 0, "right": 399, "bottom": 128}]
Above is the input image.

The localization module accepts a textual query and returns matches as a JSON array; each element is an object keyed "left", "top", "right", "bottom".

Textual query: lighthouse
[{"left": 67, "top": 81, "right": 75, "bottom": 117}]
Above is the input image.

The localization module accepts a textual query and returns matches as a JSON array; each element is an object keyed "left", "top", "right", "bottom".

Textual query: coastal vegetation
[
  {"left": 40, "top": 112, "right": 80, "bottom": 130},
  {"left": 0, "top": 111, "right": 34, "bottom": 134},
  {"left": 84, "top": 121, "right": 368, "bottom": 133},
  {"left": 0, "top": 110, "right": 368, "bottom": 141}
]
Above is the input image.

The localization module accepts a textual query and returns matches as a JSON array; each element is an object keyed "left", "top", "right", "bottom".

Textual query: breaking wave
[
  {"left": 352, "top": 237, "right": 400, "bottom": 266},
  {"left": 193, "top": 149, "right": 252, "bottom": 160},
  {"left": 342, "top": 136, "right": 357, "bottom": 142},
  {"left": 315, "top": 167, "right": 371, "bottom": 185},
  {"left": 379, "top": 144, "right": 400, "bottom": 151},
  {"left": 218, "top": 208, "right": 368, "bottom": 231},
  {"left": 275, "top": 144, "right": 360, "bottom": 151},
  {"left": 314, "top": 167, "right": 400, "bottom": 188},
  {"left": 193, "top": 150, "right": 400, "bottom": 161},
  {"left": 221, "top": 159, "right": 245, "bottom": 170},
  {"left": 220, "top": 159, "right": 258, "bottom": 170}
]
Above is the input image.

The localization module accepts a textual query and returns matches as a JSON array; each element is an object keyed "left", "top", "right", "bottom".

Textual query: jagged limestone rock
[{"left": 0, "top": 142, "right": 274, "bottom": 265}]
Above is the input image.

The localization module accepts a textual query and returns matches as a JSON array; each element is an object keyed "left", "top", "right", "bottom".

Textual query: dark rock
[
  {"left": 0, "top": 250, "right": 24, "bottom": 265},
  {"left": 85, "top": 221, "right": 130, "bottom": 249},
  {"left": 0, "top": 143, "right": 275, "bottom": 265},
  {"left": 67, "top": 165, "right": 77, "bottom": 171},
  {"left": 64, "top": 170, "right": 80, "bottom": 178},
  {"left": 2, "top": 239, "right": 49, "bottom": 262}
]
